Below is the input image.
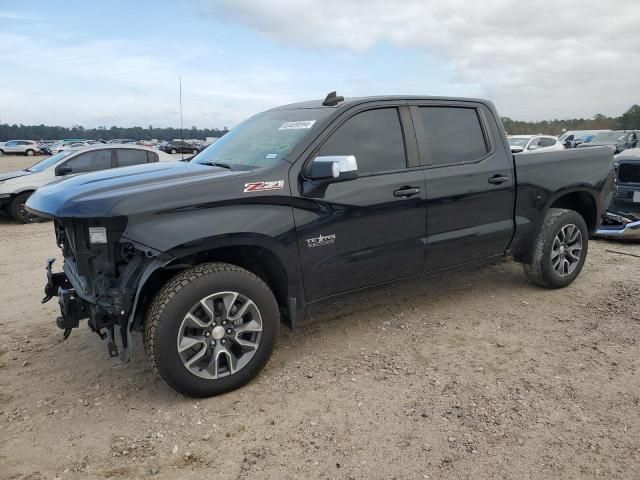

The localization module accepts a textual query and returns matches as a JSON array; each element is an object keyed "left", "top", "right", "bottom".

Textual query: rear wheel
[
  {"left": 523, "top": 208, "right": 588, "bottom": 288},
  {"left": 170, "top": 148, "right": 177, "bottom": 154},
  {"left": 10, "top": 192, "right": 39, "bottom": 223},
  {"left": 25, "top": 149, "right": 35, "bottom": 156},
  {"left": 144, "top": 263, "right": 279, "bottom": 397}
]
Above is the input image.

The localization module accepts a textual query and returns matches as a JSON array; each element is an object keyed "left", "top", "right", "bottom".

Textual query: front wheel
[
  {"left": 144, "top": 263, "right": 280, "bottom": 397},
  {"left": 523, "top": 208, "right": 588, "bottom": 288},
  {"left": 10, "top": 192, "right": 39, "bottom": 223},
  {"left": 192, "top": 149, "right": 198, "bottom": 155}
]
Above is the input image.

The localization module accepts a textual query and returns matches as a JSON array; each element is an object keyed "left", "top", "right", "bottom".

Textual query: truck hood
[
  {"left": 26, "top": 161, "right": 240, "bottom": 218},
  {"left": 0, "top": 170, "right": 32, "bottom": 182}
]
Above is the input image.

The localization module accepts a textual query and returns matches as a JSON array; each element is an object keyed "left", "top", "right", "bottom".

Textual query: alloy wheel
[
  {"left": 176, "top": 291, "right": 263, "bottom": 379},
  {"left": 551, "top": 224, "right": 582, "bottom": 276}
]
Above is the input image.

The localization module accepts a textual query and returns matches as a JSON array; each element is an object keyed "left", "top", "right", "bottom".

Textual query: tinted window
[
  {"left": 318, "top": 108, "right": 406, "bottom": 175},
  {"left": 416, "top": 107, "right": 488, "bottom": 165},
  {"left": 116, "top": 149, "right": 150, "bottom": 167},
  {"left": 538, "top": 137, "right": 556, "bottom": 147},
  {"left": 63, "top": 149, "right": 112, "bottom": 173}
]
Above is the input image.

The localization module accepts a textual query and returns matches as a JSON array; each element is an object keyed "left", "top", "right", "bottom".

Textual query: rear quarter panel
[{"left": 509, "top": 146, "right": 614, "bottom": 259}]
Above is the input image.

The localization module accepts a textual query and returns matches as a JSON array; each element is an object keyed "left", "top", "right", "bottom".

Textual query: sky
[{"left": 0, "top": 0, "right": 638, "bottom": 128}]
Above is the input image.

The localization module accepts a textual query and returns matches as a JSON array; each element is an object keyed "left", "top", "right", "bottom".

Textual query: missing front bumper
[{"left": 42, "top": 258, "right": 127, "bottom": 358}]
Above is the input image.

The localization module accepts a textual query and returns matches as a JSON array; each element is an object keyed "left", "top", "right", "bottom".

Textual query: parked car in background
[
  {"left": 0, "top": 145, "right": 172, "bottom": 223},
  {"left": 577, "top": 131, "right": 638, "bottom": 154},
  {"left": 161, "top": 140, "right": 199, "bottom": 154},
  {"left": 559, "top": 130, "right": 610, "bottom": 148},
  {"left": 508, "top": 135, "right": 564, "bottom": 153},
  {"left": 108, "top": 139, "right": 137, "bottom": 144},
  {"left": 50, "top": 141, "right": 91, "bottom": 154},
  {"left": 596, "top": 147, "right": 640, "bottom": 239},
  {"left": 0, "top": 140, "right": 41, "bottom": 156}
]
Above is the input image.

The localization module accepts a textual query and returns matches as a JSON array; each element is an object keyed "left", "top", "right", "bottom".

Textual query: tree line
[
  {"left": 501, "top": 105, "right": 640, "bottom": 135},
  {"left": 0, "top": 124, "right": 229, "bottom": 142},
  {"left": 2, "top": 104, "right": 639, "bottom": 141}
]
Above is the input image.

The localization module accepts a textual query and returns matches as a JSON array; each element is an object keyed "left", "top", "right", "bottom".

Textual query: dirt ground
[{"left": 1, "top": 155, "right": 639, "bottom": 480}]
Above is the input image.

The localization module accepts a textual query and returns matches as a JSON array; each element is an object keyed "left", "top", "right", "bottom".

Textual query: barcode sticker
[{"left": 279, "top": 121, "right": 316, "bottom": 130}]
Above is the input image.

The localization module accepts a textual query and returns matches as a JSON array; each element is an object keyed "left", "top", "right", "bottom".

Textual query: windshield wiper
[{"left": 198, "top": 161, "right": 233, "bottom": 170}]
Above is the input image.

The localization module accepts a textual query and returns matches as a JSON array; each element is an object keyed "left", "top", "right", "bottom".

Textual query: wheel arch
[
  {"left": 132, "top": 241, "right": 299, "bottom": 332},
  {"left": 547, "top": 189, "right": 598, "bottom": 233},
  {"left": 512, "top": 188, "right": 598, "bottom": 264}
]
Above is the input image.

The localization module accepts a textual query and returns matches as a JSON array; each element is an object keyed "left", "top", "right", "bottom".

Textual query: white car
[
  {"left": 0, "top": 140, "right": 41, "bottom": 156},
  {"left": 0, "top": 144, "right": 173, "bottom": 223},
  {"left": 508, "top": 135, "right": 564, "bottom": 154},
  {"left": 50, "top": 141, "right": 91, "bottom": 154}
]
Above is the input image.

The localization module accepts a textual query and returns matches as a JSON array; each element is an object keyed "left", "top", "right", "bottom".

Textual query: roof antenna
[{"left": 322, "top": 91, "right": 344, "bottom": 107}]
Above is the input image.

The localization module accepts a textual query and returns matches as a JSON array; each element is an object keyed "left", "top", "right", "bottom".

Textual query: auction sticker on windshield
[{"left": 279, "top": 121, "right": 316, "bottom": 130}]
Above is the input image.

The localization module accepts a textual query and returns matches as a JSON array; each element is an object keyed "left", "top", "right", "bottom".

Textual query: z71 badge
[{"left": 243, "top": 180, "right": 285, "bottom": 193}]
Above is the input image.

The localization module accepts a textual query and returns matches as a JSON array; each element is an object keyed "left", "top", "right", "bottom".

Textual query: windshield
[
  {"left": 192, "top": 108, "right": 331, "bottom": 170},
  {"left": 508, "top": 137, "right": 530, "bottom": 148},
  {"left": 26, "top": 150, "right": 74, "bottom": 172},
  {"left": 592, "top": 132, "right": 627, "bottom": 143}
]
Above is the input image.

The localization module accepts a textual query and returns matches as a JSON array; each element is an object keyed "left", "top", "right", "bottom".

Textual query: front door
[
  {"left": 293, "top": 107, "right": 427, "bottom": 302},
  {"left": 409, "top": 103, "right": 515, "bottom": 271},
  {"left": 4, "top": 141, "right": 19, "bottom": 154}
]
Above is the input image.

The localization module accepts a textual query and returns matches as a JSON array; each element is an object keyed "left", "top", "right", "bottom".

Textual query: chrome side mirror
[{"left": 309, "top": 155, "right": 358, "bottom": 182}]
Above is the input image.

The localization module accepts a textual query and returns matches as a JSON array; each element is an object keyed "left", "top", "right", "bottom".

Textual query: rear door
[
  {"left": 293, "top": 105, "right": 427, "bottom": 301},
  {"left": 410, "top": 102, "right": 515, "bottom": 271}
]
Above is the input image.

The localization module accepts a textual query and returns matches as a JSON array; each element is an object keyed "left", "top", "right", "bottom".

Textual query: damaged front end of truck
[{"left": 42, "top": 217, "right": 171, "bottom": 361}]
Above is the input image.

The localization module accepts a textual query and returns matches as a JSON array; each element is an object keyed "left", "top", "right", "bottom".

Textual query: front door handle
[
  {"left": 393, "top": 187, "right": 421, "bottom": 198},
  {"left": 488, "top": 175, "right": 510, "bottom": 185}
]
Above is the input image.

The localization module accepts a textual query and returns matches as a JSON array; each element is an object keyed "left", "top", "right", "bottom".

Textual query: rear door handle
[
  {"left": 488, "top": 175, "right": 510, "bottom": 185},
  {"left": 393, "top": 187, "right": 421, "bottom": 197}
]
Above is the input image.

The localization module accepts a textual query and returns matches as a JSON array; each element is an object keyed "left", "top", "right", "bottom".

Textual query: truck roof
[{"left": 272, "top": 95, "right": 494, "bottom": 111}]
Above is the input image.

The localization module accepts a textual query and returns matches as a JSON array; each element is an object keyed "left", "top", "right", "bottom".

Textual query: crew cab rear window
[
  {"left": 116, "top": 149, "right": 153, "bottom": 167},
  {"left": 416, "top": 107, "right": 488, "bottom": 165},
  {"left": 318, "top": 108, "right": 406, "bottom": 175}
]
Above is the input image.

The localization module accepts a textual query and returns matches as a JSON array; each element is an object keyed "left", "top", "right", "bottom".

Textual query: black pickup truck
[{"left": 27, "top": 93, "right": 615, "bottom": 397}]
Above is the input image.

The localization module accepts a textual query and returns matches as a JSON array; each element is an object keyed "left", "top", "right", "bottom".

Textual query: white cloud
[
  {"left": 198, "top": 0, "right": 640, "bottom": 120},
  {"left": 0, "top": 31, "right": 297, "bottom": 128}
]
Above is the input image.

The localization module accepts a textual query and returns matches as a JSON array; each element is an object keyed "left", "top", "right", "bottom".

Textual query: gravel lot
[{"left": 1, "top": 155, "right": 639, "bottom": 479}]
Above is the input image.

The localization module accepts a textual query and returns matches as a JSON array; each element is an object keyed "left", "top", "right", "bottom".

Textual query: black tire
[
  {"left": 144, "top": 262, "right": 280, "bottom": 397},
  {"left": 25, "top": 149, "right": 35, "bottom": 156},
  {"left": 170, "top": 148, "right": 177, "bottom": 154},
  {"left": 10, "top": 192, "right": 39, "bottom": 223},
  {"left": 523, "top": 208, "right": 588, "bottom": 288}
]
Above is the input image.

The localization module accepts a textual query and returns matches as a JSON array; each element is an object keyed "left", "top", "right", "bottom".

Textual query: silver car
[
  {"left": 0, "top": 144, "right": 174, "bottom": 223},
  {"left": 0, "top": 140, "right": 41, "bottom": 156}
]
